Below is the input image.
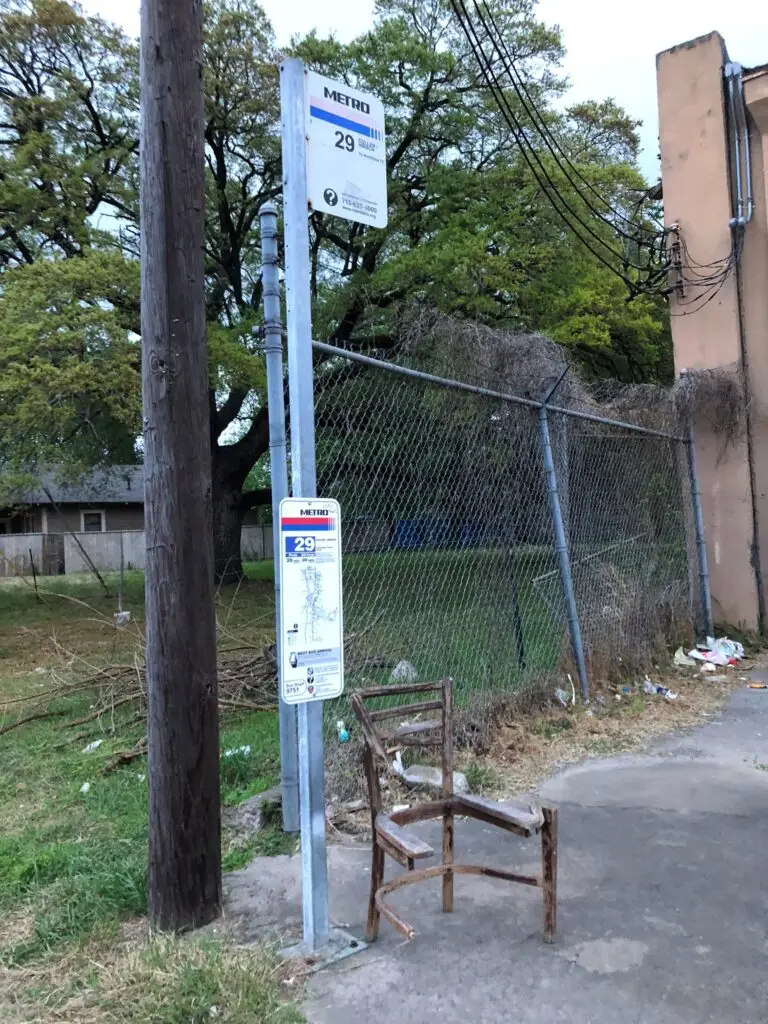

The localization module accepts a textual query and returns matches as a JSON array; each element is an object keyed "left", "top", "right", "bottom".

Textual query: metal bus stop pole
[
  {"left": 279, "top": 57, "right": 330, "bottom": 952},
  {"left": 259, "top": 202, "right": 299, "bottom": 834}
]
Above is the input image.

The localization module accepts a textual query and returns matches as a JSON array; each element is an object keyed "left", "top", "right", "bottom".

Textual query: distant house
[{"left": 1, "top": 466, "right": 145, "bottom": 536}]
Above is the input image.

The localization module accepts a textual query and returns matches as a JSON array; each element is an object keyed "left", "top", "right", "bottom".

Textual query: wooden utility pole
[{"left": 140, "top": 0, "right": 221, "bottom": 930}]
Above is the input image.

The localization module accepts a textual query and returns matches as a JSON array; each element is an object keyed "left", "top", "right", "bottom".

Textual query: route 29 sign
[
  {"left": 305, "top": 70, "right": 388, "bottom": 229},
  {"left": 279, "top": 497, "right": 344, "bottom": 705}
]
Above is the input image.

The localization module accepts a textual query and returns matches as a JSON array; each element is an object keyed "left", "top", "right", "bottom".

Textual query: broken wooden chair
[{"left": 349, "top": 678, "right": 558, "bottom": 944}]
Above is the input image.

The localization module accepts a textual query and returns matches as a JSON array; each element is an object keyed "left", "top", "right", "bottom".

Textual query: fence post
[
  {"left": 539, "top": 403, "right": 589, "bottom": 700},
  {"left": 119, "top": 532, "right": 124, "bottom": 613},
  {"left": 685, "top": 417, "right": 714, "bottom": 638},
  {"left": 259, "top": 202, "right": 300, "bottom": 835}
]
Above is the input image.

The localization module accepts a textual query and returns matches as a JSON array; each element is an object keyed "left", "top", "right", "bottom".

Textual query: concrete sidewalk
[{"left": 226, "top": 685, "right": 768, "bottom": 1023}]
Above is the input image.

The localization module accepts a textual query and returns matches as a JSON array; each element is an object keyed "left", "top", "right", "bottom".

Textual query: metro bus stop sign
[
  {"left": 305, "top": 69, "right": 388, "bottom": 228},
  {"left": 279, "top": 497, "right": 344, "bottom": 705}
]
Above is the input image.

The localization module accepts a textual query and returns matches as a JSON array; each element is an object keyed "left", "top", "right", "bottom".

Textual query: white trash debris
[
  {"left": 222, "top": 745, "right": 251, "bottom": 758},
  {"left": 392, "top": 804, "right": 410, "bottom": 813},
  {"left": 688, "top": 636, "right": 745, "bottom": 667},
  {"left": 114, "top": 610, "right": 131, "bottom": 627},
  {"left": 391, "top": 752, "right": 469, "bottom": 794},
  {"left": 82, "top": 739, "right": 103, "bottom": 754},
  {"left": 391, "top": 660, "right": 418, "bottom": 683},
  {"left": 554, "top": 687, "right": 570, "bottom": 707},
  {"left": 674, "top": 647, "right": 698, "bottom": 669},
  {"left": 80, "top": 782, "right": 91, "bottom": 794},
  {"left": 643, "top": 676, "right": 678, "bottom": 701}
]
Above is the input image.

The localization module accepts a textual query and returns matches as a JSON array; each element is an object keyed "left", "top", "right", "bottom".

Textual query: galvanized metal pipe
[
  {"left": 259, "top": 202, "right": 299, "bottom": 834},
  {"left": 280, "top": 57, "right": 329, "bottom": 953},
  {"left": 539, "top": 404, "right": 589, "bottom": 701},
  {"left": 686, "top": 419, "right": 714, "bottom": 638}
]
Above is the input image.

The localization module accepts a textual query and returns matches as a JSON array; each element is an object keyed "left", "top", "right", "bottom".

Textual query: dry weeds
[
  {"left": 474, "top": 667, "right": 748, "bottom": 797},
  {"left": 0, "top": 925, "right": 300, "bottom": 1024}
]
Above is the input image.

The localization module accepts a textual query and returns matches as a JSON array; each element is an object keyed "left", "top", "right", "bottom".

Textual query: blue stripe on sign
[
  {"left": 281, "top": 523, "right": 332, "bottom": 532},
  {"left": 310, "top": 105, "right": 376, "bottom": 139}
]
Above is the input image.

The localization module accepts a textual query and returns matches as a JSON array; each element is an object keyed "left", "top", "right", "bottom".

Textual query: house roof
[{"left": 20, "top": 466, "right": 144, "bottom": 505}]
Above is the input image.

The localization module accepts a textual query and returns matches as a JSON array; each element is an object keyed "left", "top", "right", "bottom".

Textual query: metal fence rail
[{"left": 309, "top": 340, "right": 706, "bottom": 735}]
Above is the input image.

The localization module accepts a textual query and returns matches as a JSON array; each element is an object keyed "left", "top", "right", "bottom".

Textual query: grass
[
  {"left": 1, "top": 933, "right": 303, "bottom": 1024},
  {"left": 0, "top": 706, "right": 284, "bottom": 964},
  {"left": 461, "top": 759, "right": 502, "bottom": 794},
  {"left": 0, "top": 563, "right": 302, "bottom": 1020},
  {"left": 341, "top": 548, "right": 562, "bottom": 698},
  {"left": 0, "top": 543, "right": 699, "bottom": 1018}
]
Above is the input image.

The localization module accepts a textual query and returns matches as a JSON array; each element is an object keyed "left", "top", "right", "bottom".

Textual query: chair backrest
[{"left": 349, "top": 678, "right": 454, "bottom": 811}]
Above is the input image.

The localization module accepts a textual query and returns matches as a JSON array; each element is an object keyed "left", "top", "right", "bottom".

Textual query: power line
[
  {"left": 473, "top": 0, "right": 662, "bottom": 247},
  {"left": 450, "top": 0, "right": 658, "bottom": 291}
]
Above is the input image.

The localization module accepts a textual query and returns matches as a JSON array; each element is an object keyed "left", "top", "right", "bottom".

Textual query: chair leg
[
  {"left": 541, "top": 806, "right": 558, "bottom": 943},
  {"left": 367, "top": 842, "right": 385, "bottom": 942},
  {"left": 442, "top": 807, "right": 454, "bottom": 912}
]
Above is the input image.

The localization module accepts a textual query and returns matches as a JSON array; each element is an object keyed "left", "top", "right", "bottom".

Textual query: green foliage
[
  {"left": 0, "top": 252, "right": 142, "bottom": 469},
  {"left": 0, "top": 0, "right": 139, "bottom": 266},
  {"left": 462, "top": 760, "right": 501, "bottom": 794},
  {"left": 0, "top": 0, "right": 673, "bottom": 508},
  {"left": 530, "top": 264, "right": 674, "bottom": 382},
  {"left": 0, "top": 709, "right": 284, "bottom": 962},
  {"left": 296, "top": 0, "right": 670, "bottom": 379},
  {"left": 219, "top": 715, "right": 282, "bottom": 805}
]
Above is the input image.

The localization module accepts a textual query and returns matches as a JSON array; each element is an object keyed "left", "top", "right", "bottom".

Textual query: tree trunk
[
  {"left": 212, "top": 481, "right": 246, "bottom": 584},
  {"left": 141, "top": 0, "right": 221, "bottom": 932}
]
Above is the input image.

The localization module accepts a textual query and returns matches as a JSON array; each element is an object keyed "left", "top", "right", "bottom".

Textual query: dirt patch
[
  {"left": 331, "top": 667, "right": 753, "bottom": 835},
  {"left": 0, "top": 906, "right": 36, "bottom": 950},
  {"left": 472, "top": 668, "right": 747, "bottom": 797}
]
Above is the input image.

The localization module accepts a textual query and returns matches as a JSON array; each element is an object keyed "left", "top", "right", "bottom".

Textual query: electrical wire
[
  {"left": 451, "top": 0, "right": 643, "bottom": 288},
  {"left": 473, "top": 0, "right": 662, "bottom": 246},
  {"left": 669, "top": 226, "right": 743, "bottom": 316},
  {"left": 451, "top": 0, "right": 675, "bottom": 298}
]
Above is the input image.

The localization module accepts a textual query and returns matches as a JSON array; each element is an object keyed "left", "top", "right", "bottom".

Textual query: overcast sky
[{"left": 82, "top": 0, "right": 768, "bottom": 181}]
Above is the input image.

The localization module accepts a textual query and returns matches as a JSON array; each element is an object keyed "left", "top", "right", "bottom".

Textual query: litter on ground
[
  {"left": 674, "top": 647, "right": 698, "bottom": 668},
  {"left": 687, "top": 636, "right": 745, "bottom": 667},
  {"left": 643, "top": 676, "right": 678, "bottom": 701}
]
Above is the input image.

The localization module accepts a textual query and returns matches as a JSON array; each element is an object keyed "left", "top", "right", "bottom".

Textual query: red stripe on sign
[{"left": 281, "top": 517, "right": 334, "bottom": 526}]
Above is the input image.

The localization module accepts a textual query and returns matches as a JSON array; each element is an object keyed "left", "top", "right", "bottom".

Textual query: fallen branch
[
  {"left": 65, "top": 694, "right": 141, "bottom": 728},
  {"left": 102, "top": 742, "right": 148, "bottom": 773},
  {"left": 0, "top": 708, "right": 67, "bottom": 736}
]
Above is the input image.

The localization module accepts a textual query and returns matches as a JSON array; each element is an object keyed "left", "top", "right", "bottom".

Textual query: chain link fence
[{"left": 310, "top": 330, "right": 700, "bottom": 749}]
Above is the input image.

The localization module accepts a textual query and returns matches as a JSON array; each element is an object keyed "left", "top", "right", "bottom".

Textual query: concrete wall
[
  {"left": 657, "top": 33, "right": 768, "bottom": 628},
  {"left": 0, "top": 526, "right": 275, "bottom": 576},
  {"left": 64, "top": 530, "right": 147, "bottom": 574},
  {"left": 0, "top": 534, "right": 44, "bottom": 577},
  {"left": 742, "top": 71, "right": 768, "bottom": 624},
  {"left": 241, "top": 525, "right": 274, "bottom": 562}
]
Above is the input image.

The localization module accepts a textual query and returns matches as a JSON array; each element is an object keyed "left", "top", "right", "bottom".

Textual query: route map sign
[
  {"left": 279, "top": 497, "right": 344, "bottom": 705},
  {"left": 305, "top": 69, "right": 388, "bottom": 228}
]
